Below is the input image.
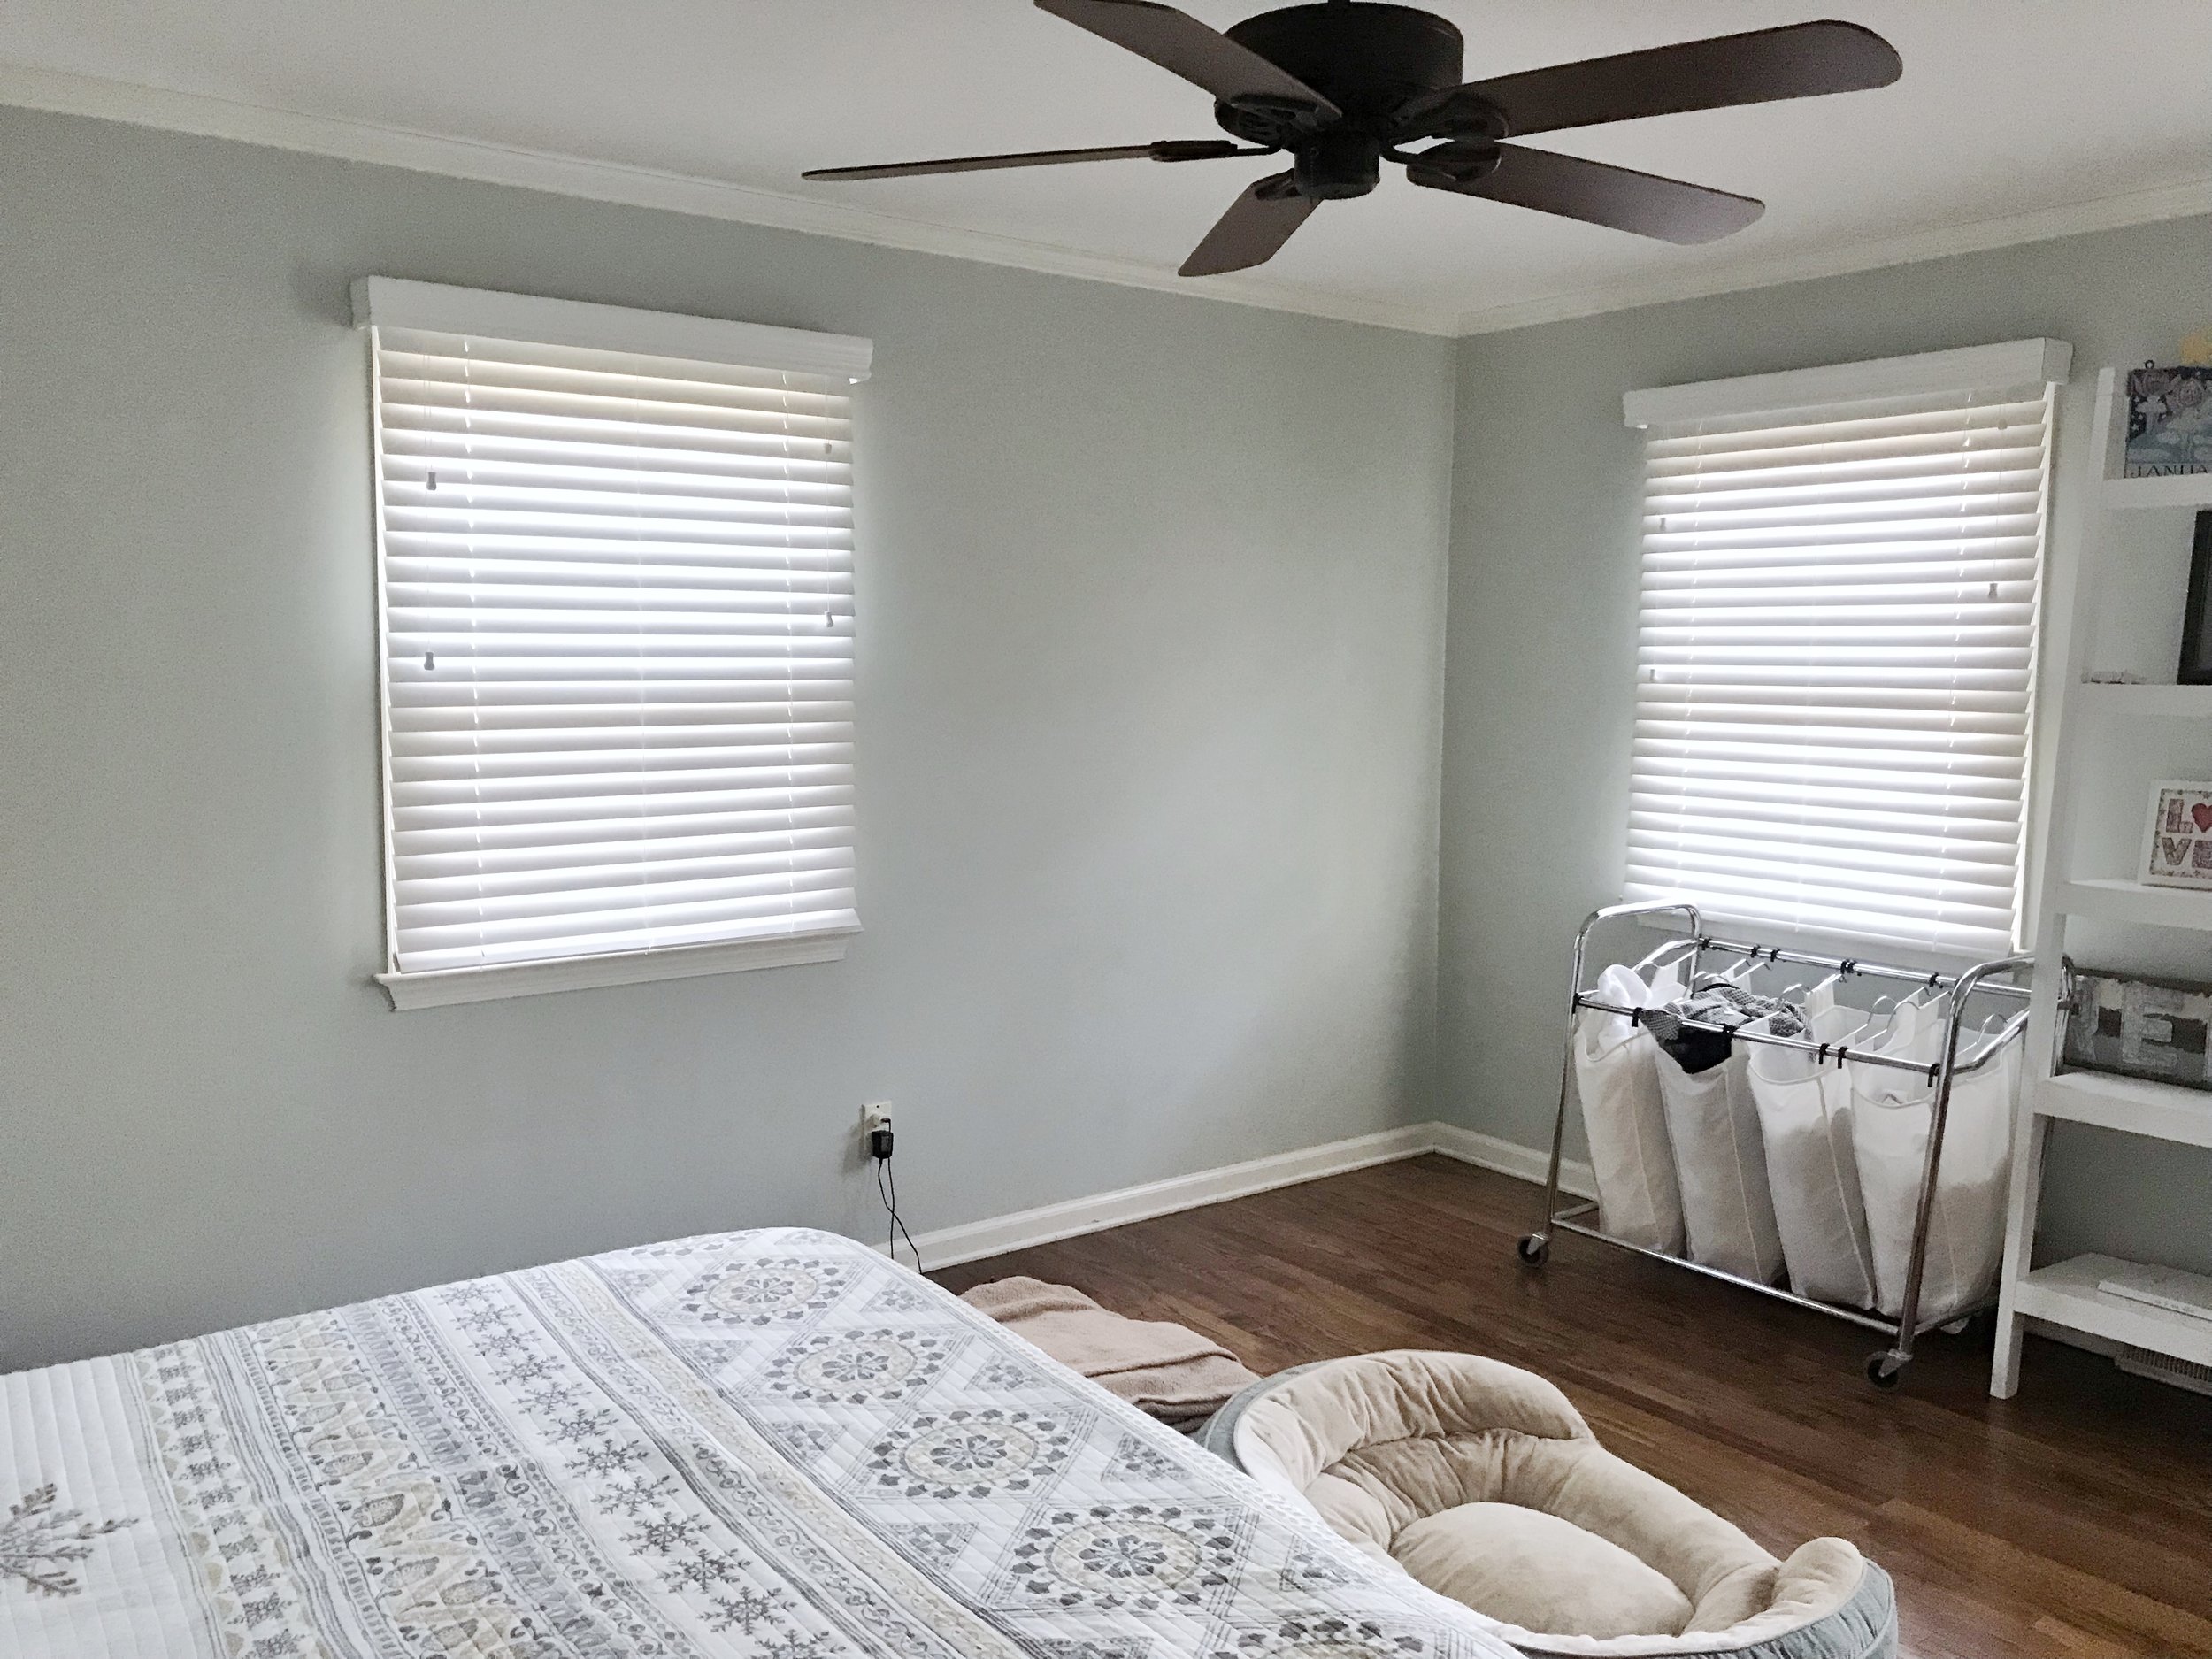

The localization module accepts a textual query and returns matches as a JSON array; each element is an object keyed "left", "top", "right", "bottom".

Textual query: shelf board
[
  {"left": 2076, "top": 681, "right": 2212, "bottom": 715},
  {"left": 2012, "top": 1254, "right": 2212, "bottom": 1368},
  {"left": 2056, "top": 878, "right": 2212, "bottom": 930},
  {"left": 2102, "top": 472, "right": 2212, "bottom": 511},
  {"left": 2034, "top": 1069, "right": 2212, "bottom": 1149}
]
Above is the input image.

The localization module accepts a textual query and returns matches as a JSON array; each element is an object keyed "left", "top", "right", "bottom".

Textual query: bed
[{"left": 2, "top": 1226, "right": 1517, "bottom": 1658}]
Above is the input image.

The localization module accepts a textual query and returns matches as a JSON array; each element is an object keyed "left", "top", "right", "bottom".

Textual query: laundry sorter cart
[{"left": 1517, "top": 899, "right": 2032, "bottom": 1388}]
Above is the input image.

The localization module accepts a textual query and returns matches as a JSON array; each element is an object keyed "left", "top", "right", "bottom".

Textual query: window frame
[{"left": 352, "top": 279, "right": 872, "bottom": 1010}]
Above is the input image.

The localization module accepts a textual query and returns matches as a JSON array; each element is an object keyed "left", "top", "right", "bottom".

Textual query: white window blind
[
  {"left": 356, "top": 280, "right": 870, "bottom": 1005},
  {"left": 1624, "top": 347, "right": 2063, "bottom": 958}
]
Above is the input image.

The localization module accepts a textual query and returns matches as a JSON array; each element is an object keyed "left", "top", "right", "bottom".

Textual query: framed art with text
[
  {"left": 2125, "top": 363, "right": 2212, "bottom": 477},
  {"left": 2140, "top": 780, "right": 2212, "bottom": 890}
]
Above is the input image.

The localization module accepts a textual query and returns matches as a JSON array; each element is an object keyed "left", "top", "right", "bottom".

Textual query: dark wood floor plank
[{"left": 931, "top": 1154, "right": 2212, "bottom": 1659}]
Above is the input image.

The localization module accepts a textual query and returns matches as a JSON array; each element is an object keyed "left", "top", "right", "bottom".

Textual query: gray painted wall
[
  {"left": 9, "top": 98, "right": 2206, "bottom": 1374},
  {"left": 1440, "top": 213, "right": 2212, "bottom": 1277},
  {"left": 0, "top": 108, "right": 1456, "bottom": 1371}
]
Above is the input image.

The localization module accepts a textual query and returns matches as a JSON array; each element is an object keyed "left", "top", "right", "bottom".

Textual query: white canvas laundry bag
[
  {"left": 1744, "top": 986, "right": 1878, "bottom": 1310},
  {"left": 1849, "top": 995, "right": 2015, "bottom": 1325},
  {"left": 1655, "top": 1018, "right": 1786, "bottom": 1285},
  {"left": 1571, "top": 961, "right": 1687, "bottom": 1254}
]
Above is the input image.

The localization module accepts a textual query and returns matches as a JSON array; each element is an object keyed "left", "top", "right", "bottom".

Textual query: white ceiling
[{"left": 4, "top": 1, "right": 2208, "bottom": 334}]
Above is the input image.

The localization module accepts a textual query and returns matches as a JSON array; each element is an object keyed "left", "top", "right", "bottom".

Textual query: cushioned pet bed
[{"left": 2, "top": 1228, "right": 1517, "bottom": 1658}]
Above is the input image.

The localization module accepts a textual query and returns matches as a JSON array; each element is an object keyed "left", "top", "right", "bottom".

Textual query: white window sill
[{"left": 374, "top": 926, "right": 857, "bottom": 1010}]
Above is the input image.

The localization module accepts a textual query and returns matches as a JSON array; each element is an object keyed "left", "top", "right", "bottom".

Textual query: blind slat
[
  {"left": 372, "top": 318, "right": 859, "bottom": 976},
  {"left": 1627, "top": 382, "right": 2051, "bottom": 956}
]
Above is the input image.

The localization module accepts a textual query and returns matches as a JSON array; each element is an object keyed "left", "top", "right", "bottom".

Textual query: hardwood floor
[{"left": 932, "top": 1155, "right": 2212, "bottom": 1659}]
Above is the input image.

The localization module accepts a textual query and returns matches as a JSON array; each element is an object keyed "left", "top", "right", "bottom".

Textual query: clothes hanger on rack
[
  {"left": 1790, "top": 995, "right": 1872, "bottom": 1071},
  {"left": 1731, "top": 949, "right": 1802, "bottom": 1001},
  {"left": 1714, "top": 952, "right": 1763, "bottom": 993},
  {"left": 1832, "top": 995, "right": 1898, "bottom": 1060},
  {"left": 1893, "top": 978, "right": 1955, "bottom": 1059},
  {"left": 1807, "top": 969, "right": 1844, "bottom": 1002},
  {"left": 1633, "top": 936, "right": 1693, "bottom": 972},
  {"left": 1627, "top": 938, "right": 1697, "bottom": 1007},
  {"left": 1632, "top": 937, "right": 1698, "bottom": 984}
]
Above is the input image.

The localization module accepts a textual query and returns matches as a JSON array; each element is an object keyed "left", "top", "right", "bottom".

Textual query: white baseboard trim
[
  {"left": 1425, "top": 1122, "right": 1598, "bottom": 1202},
  {"left": 901, "top": 1123, "right": 1435, "bottom": 1270},
  {"left": 895, "top": 1119, "right": 1586, "bottom": 1270}
]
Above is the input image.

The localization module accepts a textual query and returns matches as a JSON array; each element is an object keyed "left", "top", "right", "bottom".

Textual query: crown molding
[
  {"left": 0, "top": 61, "right": 1458, "bottom": 338},
  {"left": 4, "top": 61, "right": 2207, "bottom": 346},
  {"left": 1456, "top": 175, "right": 2212, "bottom": 336}
]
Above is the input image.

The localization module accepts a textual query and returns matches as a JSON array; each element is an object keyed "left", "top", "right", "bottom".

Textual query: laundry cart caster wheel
[
  {"left": 1864, "top": 1351, "right": 1905, "bottom": 1391},
  {"left": 1517, "top": 1233, "right": 1550, "bottom": 1265}
]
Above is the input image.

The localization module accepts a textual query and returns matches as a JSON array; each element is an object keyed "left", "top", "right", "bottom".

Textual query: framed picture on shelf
[
  {"left": 2139, "top": 780, "right": 2212, "bottom": 889},
  {"left": 2124, "top": 363, "right": 2212, "bottom": 477},
  {"left": 2179, "top": 512, "right": 2212, "bottom": 683}
]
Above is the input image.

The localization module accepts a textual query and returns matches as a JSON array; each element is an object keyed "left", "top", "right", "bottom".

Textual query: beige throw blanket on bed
[{"left": 959, "top": 1277, "right": 1260, "bottom": 1425}]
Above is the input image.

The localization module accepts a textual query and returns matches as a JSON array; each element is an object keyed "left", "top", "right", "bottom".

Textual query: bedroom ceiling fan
[{"left": 803, "top": 0, "right": 1901, "bottom": 277}]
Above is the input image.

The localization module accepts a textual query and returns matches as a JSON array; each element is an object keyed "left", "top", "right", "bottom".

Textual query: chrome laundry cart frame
[{"left": 1517, "top": 900, "right": 2032, "bottom": 1388}]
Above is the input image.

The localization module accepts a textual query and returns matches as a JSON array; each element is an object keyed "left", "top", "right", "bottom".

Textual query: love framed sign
[{"left": 2141, "top": 781, "right": 2212, "bottom": 889}]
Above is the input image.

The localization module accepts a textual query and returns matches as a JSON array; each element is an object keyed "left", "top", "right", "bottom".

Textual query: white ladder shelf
[{"left": 1993, "top": 366, "right": 2212, "bottom": 1397}]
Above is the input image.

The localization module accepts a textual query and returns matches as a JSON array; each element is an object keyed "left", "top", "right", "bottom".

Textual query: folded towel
[{"left": 959, "top": 1276, "right": 1260, "bottom": 1423}]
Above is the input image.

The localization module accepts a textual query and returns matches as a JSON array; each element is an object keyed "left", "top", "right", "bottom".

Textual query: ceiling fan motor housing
[{"left": 1218, "top": 3, "right": 1467, "bottom": 199}]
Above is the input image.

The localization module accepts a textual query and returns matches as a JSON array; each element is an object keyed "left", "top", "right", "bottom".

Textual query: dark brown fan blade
[
  {"left": 1408, "top": 143, "right": 1762, "bottom": 244},
  {"left": 1037, "top": 0, "right": 1340, "bottom": 117},
  {"left": 1179, "top": 172, "right": 1317, "bottom": 276},
  {"left": 1459, "top": 21, "right": 1901, "bottom": 138},
  {"left": 805, "top": 140, "right": 1251, "bottom": 181}
]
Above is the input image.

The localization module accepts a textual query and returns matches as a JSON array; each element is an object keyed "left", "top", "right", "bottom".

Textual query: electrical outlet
[{"left": 861, "top": 1102, "right": 894, "bottom": 1139}]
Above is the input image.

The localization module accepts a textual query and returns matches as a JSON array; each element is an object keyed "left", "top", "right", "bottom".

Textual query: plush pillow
[{"left": 1393, "top": 1502, "right": 1693, "bottom": 1639}]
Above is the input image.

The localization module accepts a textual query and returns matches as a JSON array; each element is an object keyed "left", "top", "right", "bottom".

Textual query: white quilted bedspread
[{"left": 2, "top": 1227, "right": 1515, "bottom": 1658}]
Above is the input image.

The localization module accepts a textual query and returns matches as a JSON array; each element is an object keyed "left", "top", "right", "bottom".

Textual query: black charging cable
[{"left": 871, "top": 1125, "right": 922, "bottom": 1271}]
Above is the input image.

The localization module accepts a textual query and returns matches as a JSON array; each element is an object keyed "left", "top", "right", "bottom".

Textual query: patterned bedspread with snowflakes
[{"left": 2, "top": 1226, "right": 1517, "bottom": 1658}]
